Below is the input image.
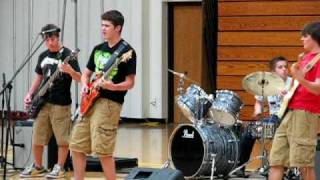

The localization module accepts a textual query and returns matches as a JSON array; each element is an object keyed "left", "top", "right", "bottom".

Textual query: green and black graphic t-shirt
[
  {"left": 35, "top": 47, "right": 81, "bottom": 105},
  {"left": 86, "top": 39, "right": 137, "bottom": 104}
]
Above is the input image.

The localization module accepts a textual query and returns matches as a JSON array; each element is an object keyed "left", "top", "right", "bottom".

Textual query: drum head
[
  {"left": 209, "top": 108, "right": 236, "bottom": 126},
  {"left": 169, "top": 124, "right": 204, "bottom": 177}
]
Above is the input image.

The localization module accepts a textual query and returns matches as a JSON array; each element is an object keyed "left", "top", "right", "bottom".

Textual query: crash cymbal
[
  {"left": 168, "top": 69, "right": 198, "bottom": 84},
  {"left": 242, "top": 71, "right": 285, "bottom": 97}
]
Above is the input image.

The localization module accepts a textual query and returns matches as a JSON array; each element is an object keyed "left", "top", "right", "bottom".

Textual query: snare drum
[
  {"left": 209, "top": 90, "right": 244, "bottom": 126},
  {"left": 249, "top": 119, "right": 277, "bottom": 139}
]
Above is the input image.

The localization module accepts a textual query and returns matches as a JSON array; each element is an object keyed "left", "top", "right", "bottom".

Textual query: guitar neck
[
  {"left": 102, "top": 57, "right": 121, "bottom": 80},
  {"left": 37, "top": 54, "right": 74, "bottom": 97},
  {"left": 37, "top": 69, "right": 60, "bottom": 97}
]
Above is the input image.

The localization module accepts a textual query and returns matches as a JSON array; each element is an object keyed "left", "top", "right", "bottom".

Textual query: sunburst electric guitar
[
  {"left": 80, "top": 49, "right": 133, "bottom": 116},
  {"left": 277, "top": 53, "right": 320, "bottom": 119},
  {"left": 27, "top": 49, "right": 80, "bottom": 119}
]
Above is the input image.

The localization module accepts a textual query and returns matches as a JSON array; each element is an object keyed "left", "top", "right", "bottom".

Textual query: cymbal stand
[
  {"left": 177, "top": 77, "right": 185, "bottom": 95},
  {"left": 257, "top": 73, "right": 269, "bottom": 175},
  {"left": 176, "top": 77, "right": 188, "bottom": 123}
]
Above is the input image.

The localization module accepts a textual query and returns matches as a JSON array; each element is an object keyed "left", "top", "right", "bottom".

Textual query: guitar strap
[
  {"left": 301, "top": 53, "right": 320, "bottom": 73},
  {"left": 102, "top": 40, "right": 129, "bottom": 72}
]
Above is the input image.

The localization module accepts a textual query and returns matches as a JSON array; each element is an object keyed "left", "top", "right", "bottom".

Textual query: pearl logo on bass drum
[{"left": 182, "top": 129, "right": 194, "bottom": 139}]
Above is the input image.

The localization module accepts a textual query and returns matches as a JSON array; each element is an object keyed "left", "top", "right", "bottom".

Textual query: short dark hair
[
  {"left": 41, "top": 24, "right": 60, "bottom": 38},
  {"left": 269, "top": 56, "right": 288, "bottom": 70},
  {"left": 101, "top": 10, "right": 124, "bottom": 30},
  {"left": 301, "top": 22, "right": 320, "bottom": 46}
]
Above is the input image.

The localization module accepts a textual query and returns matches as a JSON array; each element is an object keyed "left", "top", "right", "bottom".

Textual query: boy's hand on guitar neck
[{"left": 58, "top": 63, "right": 72, "bottom": 74}]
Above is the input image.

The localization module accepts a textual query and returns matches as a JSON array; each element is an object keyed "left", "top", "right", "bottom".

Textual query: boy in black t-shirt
[
  {"left": 69, "top": 10, "right": 136, "bottom": 180},
  {"left": 21, "top": 24, "right": 81, "bottom": 179}
]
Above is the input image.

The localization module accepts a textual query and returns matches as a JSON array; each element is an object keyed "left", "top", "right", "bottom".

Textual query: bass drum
[{"left": 169, "top": 123, "right": 239, "bottom": 178}]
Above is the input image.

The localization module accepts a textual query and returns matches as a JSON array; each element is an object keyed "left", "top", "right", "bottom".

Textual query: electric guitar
[
  {"left": 277, "top": 53, "right": 320, "bottom": 119},
  {"left": 80, "top": 49, "right": 133, "bottom": 116},
  {"left": 277, "top": 79, "right": 299, "bottom": 119},
  {"left": 27, "top": 49, "right": 80, "bottom": 119}
]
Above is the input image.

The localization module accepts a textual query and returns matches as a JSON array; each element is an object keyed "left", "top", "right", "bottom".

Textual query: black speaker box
[
  {"left": 125, "top": 167, "right": 185, "bottom": 180},
  {"left": 316, "top": 137, "right": 320, "bottom": 179}
]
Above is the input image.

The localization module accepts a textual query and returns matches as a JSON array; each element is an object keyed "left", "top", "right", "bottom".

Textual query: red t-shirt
[{"left": 288, "top": 52, "right": 320, "bottom": 113}]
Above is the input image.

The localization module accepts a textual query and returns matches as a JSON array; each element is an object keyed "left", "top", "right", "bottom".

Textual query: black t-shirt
[
  {"left": 35, "top": 47, "right": 81, "bottom": 105},
  {"left": 86, "top": 39, "right": 137, "bottom": 104}
]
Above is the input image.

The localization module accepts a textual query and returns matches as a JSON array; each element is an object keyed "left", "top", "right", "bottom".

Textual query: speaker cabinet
[
  {"left": 316, "top": 137, "right": 320, "bottom": 179},
  {"left": 125, "top": 167, "right": 185, "bottom": 180},
  {"left": 14, "top": 120, "right": 48, "bottom": 169}
]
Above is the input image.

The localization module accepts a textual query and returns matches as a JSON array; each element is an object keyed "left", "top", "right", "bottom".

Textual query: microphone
[{"left": 40, "top": 28, "right": 60, "bottom": 35}]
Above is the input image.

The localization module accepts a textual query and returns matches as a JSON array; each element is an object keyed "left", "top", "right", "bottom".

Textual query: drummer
[{"left": 236, "top": 56, "right": 292, "bottom": 177}]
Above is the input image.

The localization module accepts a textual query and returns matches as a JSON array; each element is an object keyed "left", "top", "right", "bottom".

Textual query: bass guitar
[
  {"left": 80, "top": 49, "right": 133, "bottom": 116},
  {"left": 27, "top": 49, "right": 80, "bottom": 119}
]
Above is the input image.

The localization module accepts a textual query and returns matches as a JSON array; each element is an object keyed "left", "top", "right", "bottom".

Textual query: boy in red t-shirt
[{"left": 269, "top": 22, "right": 320, "bottom": 180}]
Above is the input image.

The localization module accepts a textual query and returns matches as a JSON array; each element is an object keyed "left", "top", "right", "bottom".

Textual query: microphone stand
[
  {"left": 0, "top": 37, "right": 44, "bottom": 179},
  {"left": 0, "top": 74, "right": 7, "bottom": 167}
]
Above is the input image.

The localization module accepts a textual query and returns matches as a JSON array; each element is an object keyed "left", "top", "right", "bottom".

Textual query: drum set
[{"left": 167, "top": 69, "right": 285, "bottom": 179}]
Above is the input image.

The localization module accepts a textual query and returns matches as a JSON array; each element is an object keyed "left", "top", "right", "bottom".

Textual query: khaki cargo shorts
[
  {"left": 33, "top": 103, "right": 71, "bottom": 145},
  {"left": 69, "top": 98, "right": 122, "bottom": 156},
  {"left": 269, "top": 110, "right": 320, "bottom": 167}
]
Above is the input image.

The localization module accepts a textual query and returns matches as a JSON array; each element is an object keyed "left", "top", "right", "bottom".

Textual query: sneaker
[
  {"left": 45, "top": 164, "right": 66, "bottom": 179},
  {"left": 20, "top": 163, "right": 47, "bottom": 178}
]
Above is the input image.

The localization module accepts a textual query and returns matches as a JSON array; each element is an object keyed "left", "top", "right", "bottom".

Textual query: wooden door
[{"left": 170, "top": 3, "right": 209, "bottom": 124}]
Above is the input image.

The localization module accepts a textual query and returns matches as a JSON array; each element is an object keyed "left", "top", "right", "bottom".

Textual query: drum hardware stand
[
  {"left": 256, "top": 75, "right": 270, "bottom": 176},
  {"left": 196, "top": 100, "right": 207, "bottom": 127},
  {"left": 210, "top": 153, "right": 216, "bottom": 180},
  {"left": 257, "top": 112, "right": 270, "bottom": 176},
  {"left": 228, "top": 155, "right": 264, "bottom": 177},
  {"left": 177, "top": 77, "right": 185, "bottom": 95},
  {"left": 161, "top": 159, "right": 171, "bottom": 169},
  {"left": 194, "top": 91, "right": 207, "bottom": 126}
]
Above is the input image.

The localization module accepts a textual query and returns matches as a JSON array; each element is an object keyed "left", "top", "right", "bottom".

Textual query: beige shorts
[
  {"left": 269, "top": 110, "right": 320, "bottom": 167},
  {"left": 69, "top": 98, "right": 121, "bottom": 156},
  {"left": 33, "top": 103, "right": 71, "bottom": 145}
]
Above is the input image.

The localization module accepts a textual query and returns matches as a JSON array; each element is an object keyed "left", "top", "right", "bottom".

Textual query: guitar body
[
  {"left": 277, "top": 79, "right": 299, "bottom": 119},
  {"left": 28, "top": 96, "right": 46, "bottom": 119},
  {"left": 80, "top": 81, "right": 100, "bottom": 115},
  {"left": 79, "top": 49, "right": 133, "bottom": 116}
]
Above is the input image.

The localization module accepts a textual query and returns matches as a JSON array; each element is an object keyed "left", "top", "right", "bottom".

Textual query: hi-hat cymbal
[{"left": 242, "top": 71, "right": 285, "bottom": 97}]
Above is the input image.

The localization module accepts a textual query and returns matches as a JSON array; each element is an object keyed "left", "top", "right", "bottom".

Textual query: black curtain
[{"left": 202, "top": 0, "right": 218, "bottom": 94}]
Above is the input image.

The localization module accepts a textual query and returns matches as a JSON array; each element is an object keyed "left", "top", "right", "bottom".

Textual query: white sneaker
[
  {"left": 45, "top": 164, "right": 65, "bottom": 179},
  {"left": 20, "top": 163, "right": 47, "bottom": 178}
]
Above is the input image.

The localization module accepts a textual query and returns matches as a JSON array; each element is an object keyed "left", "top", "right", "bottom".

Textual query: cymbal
[
  {"left": 242, "top": 71, "right": 285, "bottom": 97},
  {"left": 167, "top": 69, "right": 198, "bottom": 84}
]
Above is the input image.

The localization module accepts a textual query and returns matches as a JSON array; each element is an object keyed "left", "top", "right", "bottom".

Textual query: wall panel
[{"left": 217, "top": 0, "right": 320, "bottom": 121}]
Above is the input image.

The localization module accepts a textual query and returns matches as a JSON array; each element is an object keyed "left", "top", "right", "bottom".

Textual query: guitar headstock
[
  {"left": 69, "top": 48, "right": 80, "bottom": 61},
  {"left": 120, "top": 49, "right": 133, "bottom": 63}
]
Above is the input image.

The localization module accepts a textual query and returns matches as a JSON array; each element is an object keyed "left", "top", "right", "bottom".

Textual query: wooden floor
[{"left": 1, "top": 122, "right": 268, "bottom": 179}]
